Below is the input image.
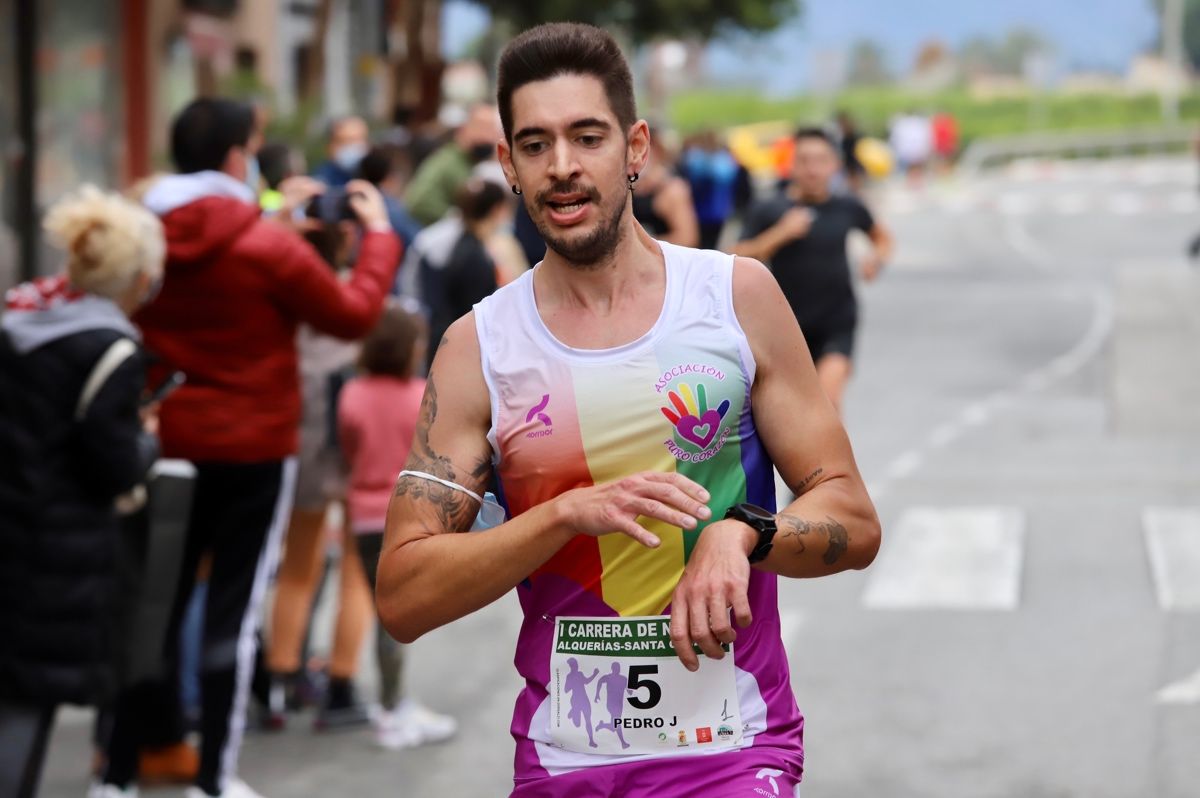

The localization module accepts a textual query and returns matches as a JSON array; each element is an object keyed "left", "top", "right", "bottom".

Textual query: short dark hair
[
  {"left": 357, "top": 144, "right": 408, "bottom": 186},
  {"left": 359, "top": 302, "right": 427, "bottom": 379},
  {"left": 256, "top": 142, "right": 294, "bottom": 190},
  {"left": 794, "top": 126, "right": 836, "bottom": 148},
  {"left": 170, "top": 98, "right": 255, "bottom": 174},
  {"left": 455, "top": 179, "right": 508, "bottom": 223},
  {"left": 496, "top": 23, "right": 636, "bottom": 143}
]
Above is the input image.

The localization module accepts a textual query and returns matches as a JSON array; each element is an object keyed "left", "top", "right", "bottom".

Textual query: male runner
[
  {"left": 378, "top": 23, "right": 880, "bottom": 798},
  {"left": 732, "top": 127, "right": 893, "bottom": 413}
]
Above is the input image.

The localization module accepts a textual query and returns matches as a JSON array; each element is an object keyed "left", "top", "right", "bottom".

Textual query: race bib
[{"left": 548, "top": 616, "right": 743, "bottom": 756}]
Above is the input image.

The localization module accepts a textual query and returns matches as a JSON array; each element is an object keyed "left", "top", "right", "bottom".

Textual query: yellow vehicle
[{"left": 724, "top": 121, "right": 894, "bottom": 180}]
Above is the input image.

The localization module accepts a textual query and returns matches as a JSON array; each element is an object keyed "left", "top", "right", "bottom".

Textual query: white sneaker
[
  {"left": 376, "top": 699, "right": 458, "bottom": 750},
  {"left": 87, "top": 783, "right": 139, "bottom": 798},
  {"left": 184, "top": 779, "right": 265, "bottom": 798}
]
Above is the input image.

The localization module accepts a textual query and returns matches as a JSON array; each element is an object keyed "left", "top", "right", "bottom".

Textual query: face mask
[
  {"left": 244, "top": 150, "right": 261, "bottom": 193},
  {"left": 333, "top": 143, "right": 368, "bottom": 173}
]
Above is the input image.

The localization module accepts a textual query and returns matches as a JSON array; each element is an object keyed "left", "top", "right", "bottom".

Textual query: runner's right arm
[
  {"left": 728, "top": 207, "right": 811, "bottom": 262},
  {"left": 377, "top": 314, "right": 713, "bottom": 644}
]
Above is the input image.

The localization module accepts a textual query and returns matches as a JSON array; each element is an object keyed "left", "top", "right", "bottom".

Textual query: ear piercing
[{"left": 511, "top": 185, "right": 522, "bottom": 195}]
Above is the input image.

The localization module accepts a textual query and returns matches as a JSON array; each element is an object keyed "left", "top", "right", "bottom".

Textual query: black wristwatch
[{"left": 725, "top": 502, "right": 778, "bottom": 564}]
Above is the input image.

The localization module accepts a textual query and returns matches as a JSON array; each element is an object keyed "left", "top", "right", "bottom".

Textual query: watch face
[{"left": 739, "top": 503, "right": 775, "bottom": 523}]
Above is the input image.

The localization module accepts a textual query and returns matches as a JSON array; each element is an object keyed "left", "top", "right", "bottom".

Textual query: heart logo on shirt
[{"left": 661, "top": 383, "right": 731, "bottom": 452}]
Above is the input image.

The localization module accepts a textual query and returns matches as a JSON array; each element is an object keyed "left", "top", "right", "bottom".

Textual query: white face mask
[{"left": 333, "top": 142, "right": 368, "bottom": 173}]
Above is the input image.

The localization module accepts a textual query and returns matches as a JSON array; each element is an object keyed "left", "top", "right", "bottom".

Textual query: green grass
[{"left": 669, "top": 87, "right": 1200, "bottom": 143}]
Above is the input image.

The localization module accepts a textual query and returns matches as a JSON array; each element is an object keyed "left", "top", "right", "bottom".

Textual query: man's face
[
  {"left": 792, "top": 137, "right": 838, "bottom": 196},
  {"left": 457, "top": 105, "right": 503, "bottom": 153},
  {"left": 499, "top": 74, "right": 646, "bottom": 268},
  {"left": 329, "top": 117, "right": 369, "bottom": 156}
]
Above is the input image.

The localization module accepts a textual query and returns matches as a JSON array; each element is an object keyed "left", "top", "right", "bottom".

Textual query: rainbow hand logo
[{"left": 660, "top": 383, "right": 730, "bottom": 450}]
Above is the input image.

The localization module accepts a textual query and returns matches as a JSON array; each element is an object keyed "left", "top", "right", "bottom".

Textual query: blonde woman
[{"left": 0, "top": 186, "right": 165, "bottom": 798}]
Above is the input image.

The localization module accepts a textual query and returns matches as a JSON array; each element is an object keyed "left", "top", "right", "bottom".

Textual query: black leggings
[
  {"left": 356, "top": 531, "right": 406, "bottom": 710},
  {"left": 0, "top": 701, "right": 56, "bottom": 798},
  {"left": 104, "top": 459, "right": 294, "bottom": 796}
]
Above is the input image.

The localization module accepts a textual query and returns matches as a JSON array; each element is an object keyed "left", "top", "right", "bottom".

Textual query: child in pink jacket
[{"left": 337, "top": 301, "right": 457, "bottom": 750}]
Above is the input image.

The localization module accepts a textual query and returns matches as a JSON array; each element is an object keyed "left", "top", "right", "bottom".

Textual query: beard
[{"left": 531, "top": 180, "right": 628, "bottom": 269}]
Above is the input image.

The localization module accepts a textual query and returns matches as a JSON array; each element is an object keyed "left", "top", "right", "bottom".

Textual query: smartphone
[
  {"left": 305, "top": 189, "right": 364, "bottom": 223},
  {"left": 143, "top": 370, "right": 186, "bottom": 406}
]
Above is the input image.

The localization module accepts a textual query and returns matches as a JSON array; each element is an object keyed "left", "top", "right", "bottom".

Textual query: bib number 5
[{"left": 626, "top": 665, "right": 662, "bottom": 710}]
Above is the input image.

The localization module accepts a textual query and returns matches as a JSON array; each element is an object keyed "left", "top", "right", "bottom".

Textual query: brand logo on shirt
[
  {"left": 754, "top": 768, "right": 784, "bottom": 796},
  {"left": 525, "top": 394, "right": 554, "bottom": 439},
  {"left": 661, "top": 381, "right": 731, "bottom": 461}
]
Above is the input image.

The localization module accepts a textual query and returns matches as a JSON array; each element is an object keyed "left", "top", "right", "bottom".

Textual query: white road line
[
  {"left": 883, "top": 450, "right": 925, "bottom": 481},
  {"left": 864, "top": 217, "right": 1112, "bottom": 504},
  {"left": 862, "top": 507, "right": 1024, "bottom": 610},
  {"left": 998, "top": 192, "right": 1037, "bottom": 215},
  {"left": 1050, "top": 192, "right": 1089, "bottom": 215},
  {"left": 1143, "top": 507, "right": 1200, "bottom": 611},
  {"left": 1108, "top": 193, "right": 1145, "bottom": 216},
  {"left": 1003, "top": 216, "right": 1056, "bottom": 269},
  {"left": 1167, "top": 191, "right": 1198, "bottom": 214},
  {"left": 1157, "top": 667, "right": 1200, "bottom": 705}
]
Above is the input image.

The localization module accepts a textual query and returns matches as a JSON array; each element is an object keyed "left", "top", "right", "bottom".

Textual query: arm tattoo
[
  {"left": 791, "top": 468, "right": 824, "bottom": 496},
  {"left": 776, "top": 513, "right": 850, "bottom": 566},
  {"left": 393, "top": 376, "right": 492, "bottom": 534}
]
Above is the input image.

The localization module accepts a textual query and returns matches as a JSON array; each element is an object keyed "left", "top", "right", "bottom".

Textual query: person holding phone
[
  {"left": 96, "top": 98, "right": 400, "bottom": 798},
  {"left": 0, "top": 186, "right": 165, "bottom": 798}
]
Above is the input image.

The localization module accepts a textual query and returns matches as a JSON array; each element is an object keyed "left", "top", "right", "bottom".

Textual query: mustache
[{"left": 534, "top": 182, "right": 601, "bottom": 207}]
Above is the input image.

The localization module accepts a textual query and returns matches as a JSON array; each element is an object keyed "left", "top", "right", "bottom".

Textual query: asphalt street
[{"left": 39, "top": 157, "right": 1200, "bottom": 798}]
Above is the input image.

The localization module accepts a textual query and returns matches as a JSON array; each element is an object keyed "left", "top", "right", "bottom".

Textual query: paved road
[{"left": 40, "top": 158, "right": 1200, "bottom": 797}]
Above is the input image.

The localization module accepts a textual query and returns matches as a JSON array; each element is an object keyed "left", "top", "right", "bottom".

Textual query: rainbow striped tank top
[{"left": 473, "top": 241, "right": 804, "bottom": 782}]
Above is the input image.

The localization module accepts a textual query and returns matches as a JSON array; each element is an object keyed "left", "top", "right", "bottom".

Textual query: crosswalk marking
[
  {"left": 883, "top": 190, "right": 1199, "bottom": 217},
  {"left": 862, "top": 507, "right": 1024, "bottom": 611},
  {"left": 1143, "top": 507, "right": 1200, "bottom": 611},
  {"left": 1157, "top": 667, "right": 1200, "bottom": 705}
]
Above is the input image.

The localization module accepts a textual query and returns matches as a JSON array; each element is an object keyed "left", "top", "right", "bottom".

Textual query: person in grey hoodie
[{"left": 0, "top": 186, "right": 165, "bottom": 798}]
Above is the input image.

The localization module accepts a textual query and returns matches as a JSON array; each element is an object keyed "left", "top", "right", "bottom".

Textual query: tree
[
  {"left": 913, "top": 40, "right": 950, "bottom": 73},
  {"left": 1149, "top": 0, "right": 1200, "bottom": 69},
  {"left": 955, "top": 28, "right": 1052, "bottom": 76},
  {"left": 469, "top": 0, "right": 801, "bottom": 46},
  {"left": 995, "top": 28, "right": 1052, "bottom": 75},
  {"left": 847, "top": 39, "right": 890, "bottom": 86},
  {"left": 959, "top": 35, "right": 999, "bottom": 76}
]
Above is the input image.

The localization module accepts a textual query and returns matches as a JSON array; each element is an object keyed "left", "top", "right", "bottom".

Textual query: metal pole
[
  {"left": 16, "top": 0, "right": 37, "bottom": 283},
  {"left": 1164, "top": 0, "right": 1185, "bottom": 123}
]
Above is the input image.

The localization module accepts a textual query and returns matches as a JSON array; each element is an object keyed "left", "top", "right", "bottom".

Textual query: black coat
[{"left": 0, "top": 324, "right": 157, "bottom": 706}]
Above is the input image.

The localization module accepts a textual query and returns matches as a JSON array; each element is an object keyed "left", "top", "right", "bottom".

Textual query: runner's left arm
[
  {"left": 734, "top": 256, "right": 880, "bottom": 576},
  {"left": 862, "top": 221, "right": 893, "bottom": 282},
  {"left": 668, "top": 257, "right": 880, "bottom": 670}
]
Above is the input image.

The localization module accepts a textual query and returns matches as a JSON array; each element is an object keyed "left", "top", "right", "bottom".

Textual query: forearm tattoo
[
  {"left": 776, "top": 514, "right": 850, "bottom": 566},
  {"left": 393, "top": 376, "right": 491, "bottom": 534}
]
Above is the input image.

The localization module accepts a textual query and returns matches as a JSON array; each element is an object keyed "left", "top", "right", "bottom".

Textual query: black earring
[
  {"left": 628, "top": 173, "right": 639, "bottom": 191},
  {"left": 511, "top": 185, "right": 522, "bottom": 196}
]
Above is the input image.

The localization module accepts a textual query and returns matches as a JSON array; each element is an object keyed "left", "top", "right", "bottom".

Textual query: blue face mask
[
  {"left": 244, "top": 150, "right": 262, "bottom": 193},
  {"left": 333, "top": 143, "right": 368, "bottom": 174}
]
